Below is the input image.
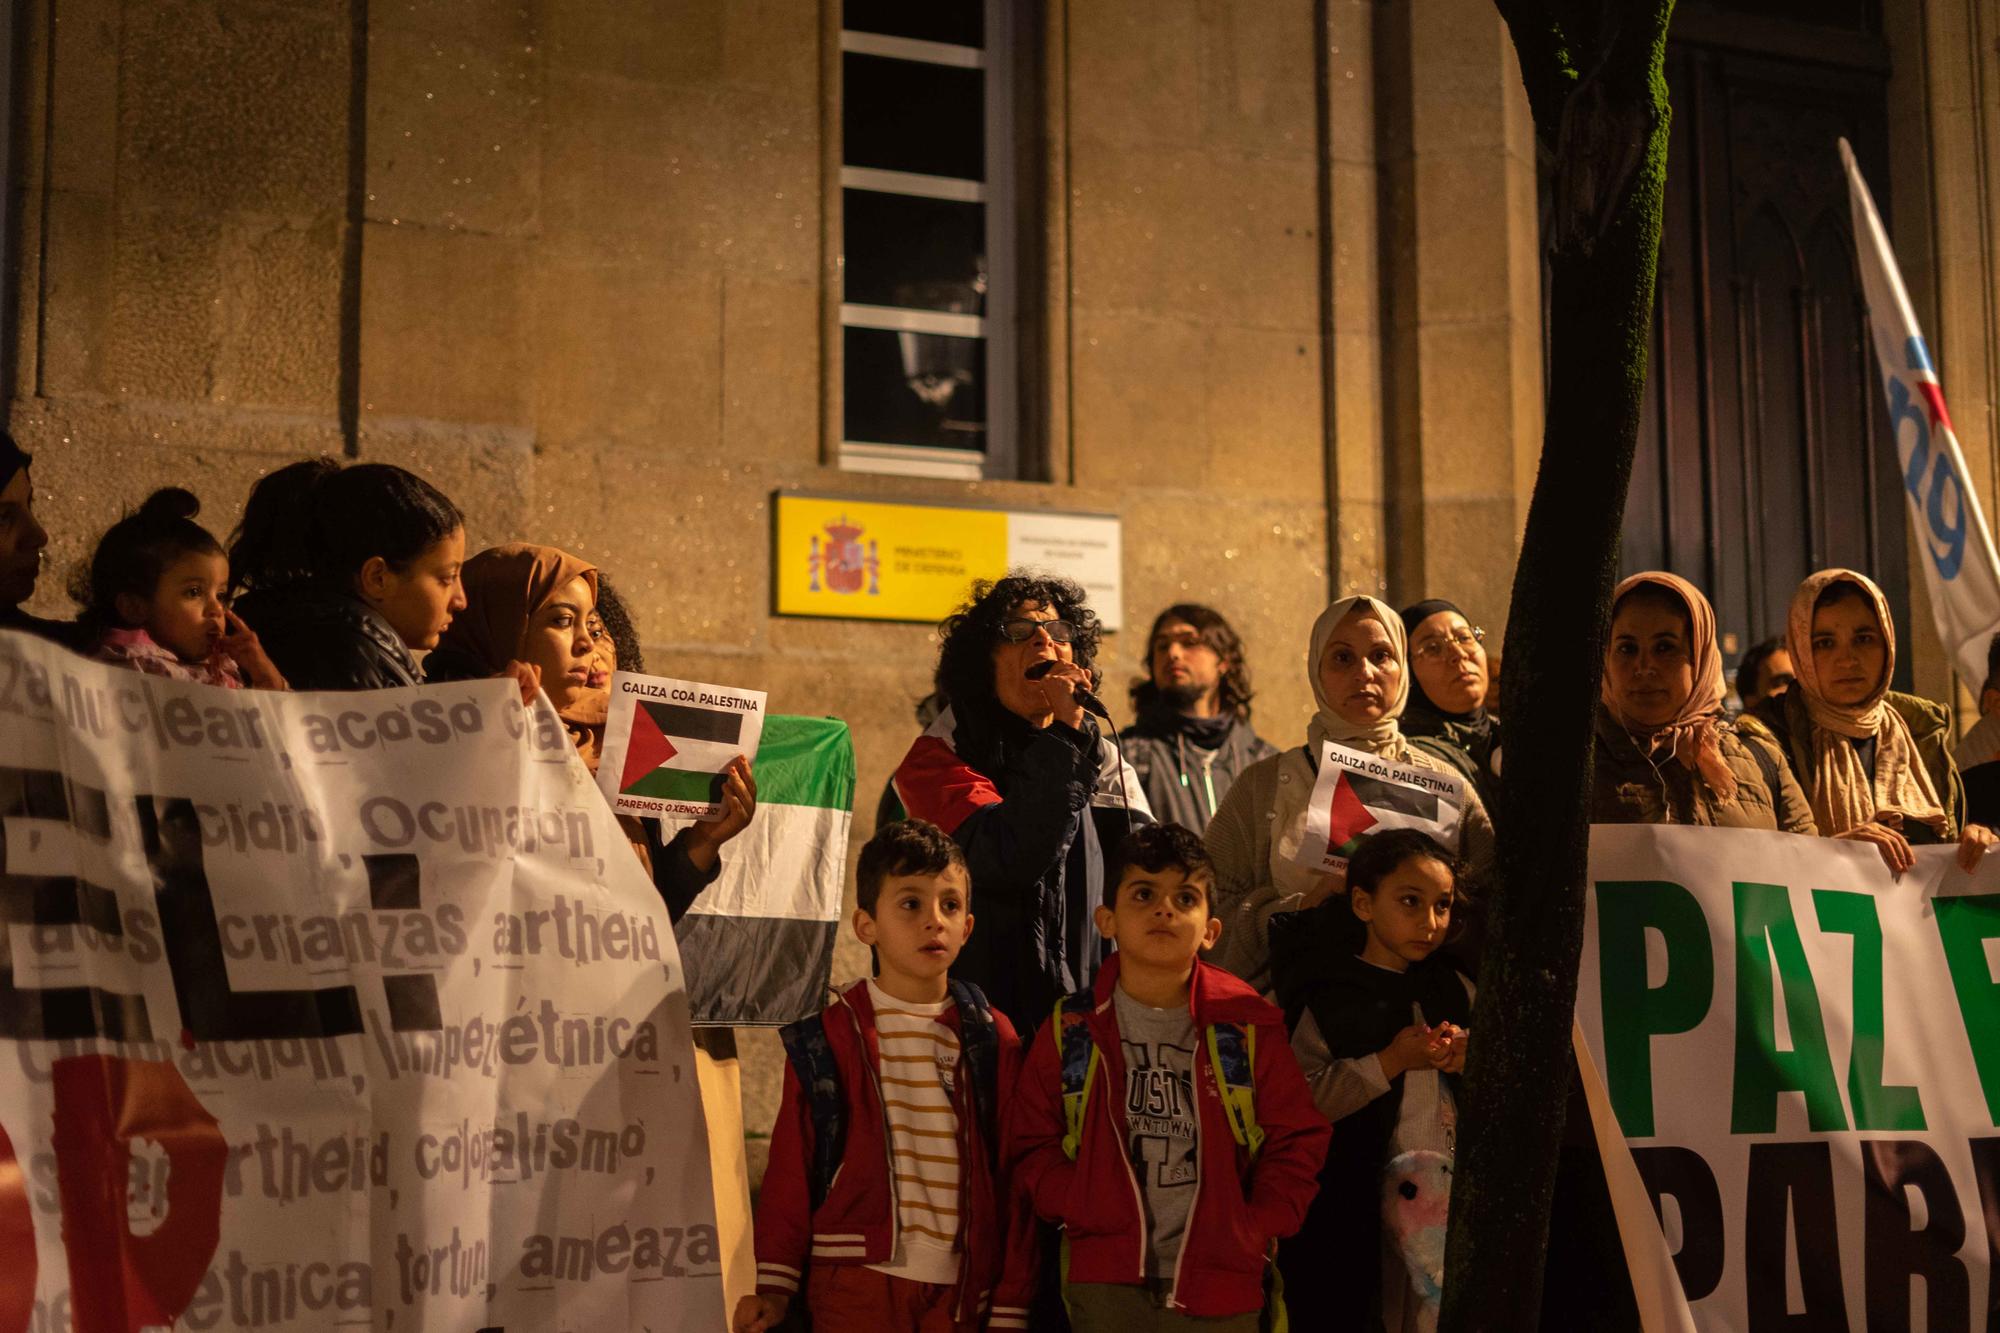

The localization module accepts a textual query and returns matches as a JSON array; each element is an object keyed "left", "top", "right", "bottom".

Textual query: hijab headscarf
[
  {"left": 1784, "top": 568, "right": 1948, "bottom": 838},
  {"left": 1398, "top": 597, "right": 1493, "bottom": 734},
  {"left": 1602, "top": 572, "right": 1738, "bottom": 805},
  {"left": 431, "top": 543, "right": 607, "bottom": 769},
  {"left": 1306, "top": 595, "right": 1412, "bottom": 760}
]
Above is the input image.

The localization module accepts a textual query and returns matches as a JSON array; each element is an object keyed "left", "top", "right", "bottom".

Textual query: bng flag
[
  {"left": 1294, "top": 740, "right": 1466, "bottom": 874},
  {"left": 1842, "top": 137, "right": 2000, "bottom": 687}
]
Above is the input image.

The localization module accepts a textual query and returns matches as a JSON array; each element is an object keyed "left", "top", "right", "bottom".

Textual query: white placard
[
  {"left": 1292, "top": 740, "right": 1467, "bottom": 873},
  {"left": 596, "top": 672, "right": 767, "bottom": 822}
]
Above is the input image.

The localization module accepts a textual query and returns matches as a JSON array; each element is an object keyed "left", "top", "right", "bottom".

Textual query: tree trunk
[{"left": 1440, "top": 4, "right": 1677, "bottom": 1328}]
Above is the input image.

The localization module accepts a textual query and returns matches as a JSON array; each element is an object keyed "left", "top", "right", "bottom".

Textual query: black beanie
[{"left": 1399, "top": 598, "right": 1462, "bottom": 643}]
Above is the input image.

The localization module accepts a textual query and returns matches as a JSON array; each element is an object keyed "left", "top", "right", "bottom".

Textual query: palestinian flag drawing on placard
[
  {"left": 1296, "top": 739, "right": 1465, "bottom": 874},
  {"left": 1324, "top": 769, "right": 1446, "bottom": 859},
  {"left": 618, "top": 699, "right": 746, "bottom": 805},
  {"left": 674, "top": 715, "right": 854, "bottom": 1026}
]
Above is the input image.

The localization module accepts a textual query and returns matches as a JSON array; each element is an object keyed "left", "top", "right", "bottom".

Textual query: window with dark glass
[{"left": 839, "top": 1, "right": 1019, "bottom": 480}]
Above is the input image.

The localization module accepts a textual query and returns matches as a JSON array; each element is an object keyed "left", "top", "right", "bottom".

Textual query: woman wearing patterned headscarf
[
  {"left": 1205, "top": 595, "right": 1495, "bottom": 991},
  {"left": 1751, "top": 568, "right": 1995, "bottom": 872},
  {"left": 1592, "top": 571, "right": 1814, "bottom": 832}
]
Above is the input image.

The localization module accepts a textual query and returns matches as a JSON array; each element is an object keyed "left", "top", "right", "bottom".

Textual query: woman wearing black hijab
[{"left": 1398, "top": 598, "right": 1501, "bottom": 809}]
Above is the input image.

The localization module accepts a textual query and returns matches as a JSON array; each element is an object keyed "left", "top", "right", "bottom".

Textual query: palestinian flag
[
  {"left": 1296, "top": 740, "right": 1467, "bottom": 874},
  {"left": 674, "top": 715, "right": 854, "bottom": 1026},
  {"left": 1325, "top": 768, "right": 1448, "bottom": 858},
  {"left": 618, "top": 700, "right": 748, "bottom": 805}
]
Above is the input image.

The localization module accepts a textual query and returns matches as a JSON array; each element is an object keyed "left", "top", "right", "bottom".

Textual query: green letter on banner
[
  {"left": 1934, "top": 895, "right": 2000, "bottom": 1125},
  {"left": 1596, "top": 880, "right": 1712, "bottom": 1136},
  {"left": 1812, "top": 890, "right": 1925, "bottom": 1130},
  {"left": 1733, "top": 881, "right": 1847, "bottom": 1133}
]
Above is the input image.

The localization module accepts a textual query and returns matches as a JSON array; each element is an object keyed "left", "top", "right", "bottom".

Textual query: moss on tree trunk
[{"left": 1439, "top": 4, "right": 1677, "bottom": 1328}]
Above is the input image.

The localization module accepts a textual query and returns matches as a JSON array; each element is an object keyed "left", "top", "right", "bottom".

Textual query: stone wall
[{"left": 11, "top": 0, "right": 1444, "bottom": 1178}]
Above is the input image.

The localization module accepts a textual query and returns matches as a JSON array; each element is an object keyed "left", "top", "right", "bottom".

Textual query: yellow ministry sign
[{"left": 772, "top": 493, "right": 1124, "bottom": 628}]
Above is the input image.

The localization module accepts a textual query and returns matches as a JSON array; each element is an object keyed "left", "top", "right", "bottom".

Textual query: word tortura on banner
[{"left": 616, "top": 677, "right": 764, "bottom": 712}]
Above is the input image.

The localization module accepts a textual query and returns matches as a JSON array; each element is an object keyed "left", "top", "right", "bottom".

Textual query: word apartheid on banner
[
  {"left": 598, "top": 671, "right": 768, "bottom": 820},
  {"left": 1291, "top": 740, "right": 1466, "bottom": 874},
  {"left": 670, "top": 715, "right": 856, "bottom": 1026},
  {"left": 0, "top": 630, "right": 725, "bottom": 1332},
  {"left": 1578, "top": 824, "right": 2000, "bottom": 1329}
]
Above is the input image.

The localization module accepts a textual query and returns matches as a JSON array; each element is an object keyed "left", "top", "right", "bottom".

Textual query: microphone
[
  {"left": 1026, "top": 658, "right": 1111, "bottom": 720},
  {"left": 1027, "top": 658, "right": 1134, "bottom": 836}
]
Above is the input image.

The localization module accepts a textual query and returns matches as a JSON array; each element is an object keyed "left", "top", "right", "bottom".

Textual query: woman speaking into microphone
[{"left": 890, "top": 573, "right": 1150, "bottom": 1029}]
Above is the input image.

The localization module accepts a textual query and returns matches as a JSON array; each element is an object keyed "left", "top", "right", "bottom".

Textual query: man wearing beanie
[{"left": 0, "top": 432, "right": 76, "bottom": 647}]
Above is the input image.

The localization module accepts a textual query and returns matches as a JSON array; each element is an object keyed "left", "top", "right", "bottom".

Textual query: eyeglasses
[
  {"left": 1411, "top": 626, "right": 1486, "bottom": 663},
  {"left": 999, "top": 618, "right": 1079, "bottom": 644}
]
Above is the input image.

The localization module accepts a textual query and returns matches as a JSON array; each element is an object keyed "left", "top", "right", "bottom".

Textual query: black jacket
[
  {"left": 1269, "top": 906, "right": 1473, "bottom": 1324},
  {"left": 892, "top": 704, "right": 1149, "bottom": 1031},
  {"left": 0, "top": 606, "right": 87, "bottom": 652},
  {"left": 234, "top": 584, "right": 423, "bottom": 692},
  {"left": 1119, "top": 703, "right": 1276, "bottom": 831}
]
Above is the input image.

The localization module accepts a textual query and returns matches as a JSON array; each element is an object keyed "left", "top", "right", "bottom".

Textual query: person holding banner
[
  {"left": 228, "top": 457, "right": 469, "bottom": 691},
  {"left": 1750, "top": 567, "right": 1996, "bottom": 873},
  {"left": 1593, "top": 572, "right": 1814, "bottom": 833},
  {"left": 1206, "top": 595, "right": 1494, "bottom": 992},
  {"left": 425, "top": 542, "right": 757, "bottom": 920}
]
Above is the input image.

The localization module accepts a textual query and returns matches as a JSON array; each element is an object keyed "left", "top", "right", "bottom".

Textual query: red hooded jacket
[
  {"left": 998, "top": 954, "right": 1330, "bottom": 1318},
  {"left": 753, "top": 979, "right": 1027, "bottom": 1327}
]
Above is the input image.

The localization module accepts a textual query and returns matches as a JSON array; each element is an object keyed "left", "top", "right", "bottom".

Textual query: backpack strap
[
  {"left": 1053, "top": 988, "right": 1101, "bottom": 1162},
  {"left": 778, "top": 1012, "right": 845, "bottom": 1207},
  {"left": 948, "top": 978, "right": 1002, "bottom": 1159},
  {"left": 1205, "top": 1021, "right": 1265, "bottom": 1159}
]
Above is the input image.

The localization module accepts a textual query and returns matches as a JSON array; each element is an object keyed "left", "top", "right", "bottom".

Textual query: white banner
[
  {"left": 0, "top": 631, "right": 724, "bottom": 1331},
  {"left": 1579, "top": 823, "right": 2000, "bottom": 1330},
  {"left": 1292, "top": 741, "right": 1465, "bottom": 874},
  {"left": 1842, "top": 137, "right": 2000, "bottom": 688}
]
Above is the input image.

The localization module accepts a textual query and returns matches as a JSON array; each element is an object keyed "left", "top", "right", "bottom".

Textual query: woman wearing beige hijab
[
  {"left": 1593, "top": 572, "right": 1814, "bottom": 831},
  {"left": 1205, "top": 595, "right": 1495, "bottom": 990},
  {"left": 1752, "top": 568, "right": 1994, "bottom": 872}
]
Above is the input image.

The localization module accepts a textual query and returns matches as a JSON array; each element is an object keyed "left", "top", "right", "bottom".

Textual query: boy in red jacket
[
  {"left": 1000, "top": 823, "right": 1329, "bottom": 1329},
  {"left": 735, "top": 819, "right": 1024, "bottom": 1333}
]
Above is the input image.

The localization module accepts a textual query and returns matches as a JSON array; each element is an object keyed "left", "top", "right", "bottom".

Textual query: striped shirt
[{"left": 864, "top": 979, "right": 963, "bottom": 1286}]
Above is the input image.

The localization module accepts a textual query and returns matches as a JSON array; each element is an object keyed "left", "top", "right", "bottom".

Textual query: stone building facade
[{"left": 7, "top": 0, "right": 2000, "bottom": 1170}]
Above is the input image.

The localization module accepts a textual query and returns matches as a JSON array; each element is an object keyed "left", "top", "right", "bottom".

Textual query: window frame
[{"left": 828, "top": 2, "right": 1025, "bottom": 482}]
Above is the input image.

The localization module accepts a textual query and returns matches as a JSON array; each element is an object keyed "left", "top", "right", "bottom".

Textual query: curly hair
[
  {"left": 593, "top": 571, "right": 646, "bottom": 673},
  {"left": 1104, "top": 821, "right": 1213, "bottom": 908},
  {"left": 933, "top": 572, "right": 1104, "bottom": 718},
  {"left": 856, "top": 819, "right": 968, "bottom": 915},
  {"left": 1128, "top": 602, "right": 1257, "bottom": 722}
]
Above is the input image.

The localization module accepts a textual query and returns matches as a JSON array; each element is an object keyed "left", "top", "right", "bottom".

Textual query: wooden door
[{"left": 1622, "top": 10, "right": 1906, "bottom": 682}]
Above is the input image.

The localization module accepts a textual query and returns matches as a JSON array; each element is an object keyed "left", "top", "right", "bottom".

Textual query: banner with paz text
[
  {"left": 1578, "top": 824, "right": 2000, "bottom": 1330},
  {"left": 0, "top": 631, "right": 723, "bottom": 1331}
]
